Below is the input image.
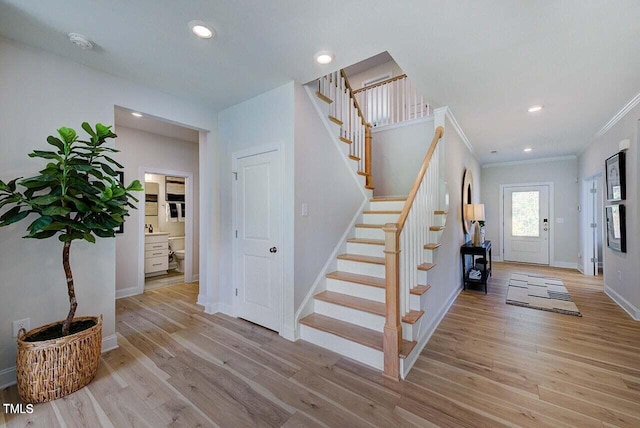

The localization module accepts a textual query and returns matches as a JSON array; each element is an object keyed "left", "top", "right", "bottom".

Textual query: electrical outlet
[
  {"left": 301, "top": 203, "right": 309, "bottom": 217},
  {"left": 12, "top": 318, "right": 30, "bottom": 337}
]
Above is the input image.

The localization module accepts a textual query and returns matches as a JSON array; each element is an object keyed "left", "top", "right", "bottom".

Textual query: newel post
[
  {"left": 365, "top": 125, "right": 373, "bottom": 188},
  {"left": 382, "top": 223, "right": 401, "bottom": 380}
]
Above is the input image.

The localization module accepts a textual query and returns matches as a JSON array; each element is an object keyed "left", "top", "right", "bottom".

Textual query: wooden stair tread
[
  {"left": 355, "top": 223, "right": 384, "bottom": 229},
  {"left": 316, "top": 91, "right": 333, "bottom": 104},
  {"left": 339, "top": 136, "right": 352, "bottom": 144},
  {"left": 328, "top": 115, "right": 343, "bottom": 126},
  {"left": 365, "top": 185, "right": 375, "bottom": 190},
  {"left": 417, "top": 263, "right": 436, "bottom": 271},
  {"left": 337, "top": 254, "right": 385, "bottom": 265},
  {"left": 357, "top": 171, "right": 369, "bottom": 176},
  {"left": 314, "top": 291, "right": 385, "bottom": 316},
  {"left": 326, "top": 271, "right": 385, "bottom": 288},
  {"left": 370, "top": 197, "right": 407, "bottom": 202},
  {"left": 363, "top": 210, "right": 401, "bottom": 214},
  {"left": 434, "top": 210, "right": 448, "bottom": 215},
  {"left": 299, "top": 313, "right": 417, "bottom": 359},
  {"left": 424, "top": 243, "right": 441, "bottom": 250},
  {"left": 429, "top": 226, "right": 445, "bottom": 231},
  {"left": 346, "top": 238, "right": 385, "bottom": 246},
  {"left": 410, "top": 284, "right": 432, "bottom": 295},
  {"left": 349, "top": 155, "right": 361, "bottom": 161},
  {"left": 402, "top": 310, "right": 424, "bottom": 324}
]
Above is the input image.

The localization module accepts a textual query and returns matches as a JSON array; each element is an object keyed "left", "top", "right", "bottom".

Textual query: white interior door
[
  {"left": 503, "top": 185, "right": 550, "bottom": 264},
  {"left": 234, "top": 149, "right": 282, "bottom": 331}
]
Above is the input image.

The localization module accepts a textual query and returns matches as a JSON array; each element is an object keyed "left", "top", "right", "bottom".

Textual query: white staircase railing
[
  {"left": 353, "top": 75, "right": 433, "bottom": 128},
  {"left": 382, "top": 126, "right": 444, "bottom": 380}
]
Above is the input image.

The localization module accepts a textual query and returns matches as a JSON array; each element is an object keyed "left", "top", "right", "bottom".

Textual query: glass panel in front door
[{"left": 511, "top": 191, "right": 540, "bottom": 237}]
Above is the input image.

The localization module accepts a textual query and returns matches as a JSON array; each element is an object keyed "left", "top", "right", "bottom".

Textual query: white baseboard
[
  {"left": 401, "top": 285, "right": 462, "bottom": 379},
  {"left": 197, "top": 294, "right": 208, "bottom": 307},
  {"left": 192, "top": 274, "right": 200, "bottom": 282},
  {"left": 0, "top": 366, "right": 16, "bottom": 389},
  {"left": 279, "top": 325, "right": 296, "bottom": 342},
  {"left": 0, "top": 334, "right": 120, "bottom": 389},
  {"left": 115, "top": 286, "right": 141, "bottom": 299},
  {"left": 551, "top": 261, "right": 579, "bottom": 270},
  {"left": 204, "top": 301, "right": 234, "bottom": 316},
  {"left": 604, "top": 284, "right": 640, "bottom": 321}
]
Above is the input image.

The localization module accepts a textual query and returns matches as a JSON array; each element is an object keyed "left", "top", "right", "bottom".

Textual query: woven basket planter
[{"left": 16, "top": 315, "right": 102, "bottom": 403}]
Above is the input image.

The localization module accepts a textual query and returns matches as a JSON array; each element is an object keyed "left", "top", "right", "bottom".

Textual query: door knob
[{"left": 269, "top": 247, "right": 278, "bottom": 253}]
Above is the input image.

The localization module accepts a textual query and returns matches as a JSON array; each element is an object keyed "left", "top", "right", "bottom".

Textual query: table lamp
[{"left": 466, "top": 204, "right": 485, "bottom": 246}]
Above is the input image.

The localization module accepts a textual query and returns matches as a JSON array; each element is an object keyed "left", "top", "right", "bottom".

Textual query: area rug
[{"left": 506, "top": 273, "right": 582, "bottom": 317}]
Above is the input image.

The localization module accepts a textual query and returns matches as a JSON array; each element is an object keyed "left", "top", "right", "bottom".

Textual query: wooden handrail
[
  {"left": 352, "top": 74, "right": 407, "bottom": 94},
  {"left": 340, "top": 70, "right": 370, "bottom": 127},
  {"left": 397, "top": 126, "right": 444, "bottom": 232}
]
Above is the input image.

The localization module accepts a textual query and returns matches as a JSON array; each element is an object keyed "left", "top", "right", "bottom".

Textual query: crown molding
[
  {"left": 482, "top": 155, "right": 576, "bottom": 169},
  {"left": 595, "top": 91, "right": 640, "bottom": 139},
  {"left": 434, "top": 106, "right": 476, "bottom": 155}
]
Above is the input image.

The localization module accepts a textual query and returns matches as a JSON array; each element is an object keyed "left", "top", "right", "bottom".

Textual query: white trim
[
  {"left": 482, "top": 155, "right": 577, "bottom": 169},
  {"left": 595, "top": 91, "right": 640, "bottom": 139},
  {"left": 435, "top": 106, "right": 476, "bottom": 155},
  {"left": 604, "top": 284, "right": 640, "bottom": 321},
  {"left": 115, "top": 286, "right": 140, "bottom": 299},
  {"left": 0, "top": 334, "right": 120, "bottom": 389},
  {"left": 0, "top": 366, "right": 16, "bottom": 389},
  {"left": 293, "top": 197, "right": 369, "bottom": 339},
  {"left": 370, "top": 116, "right": 433, "bottom": 134},
  {"left": 581, "top": 173, "right": 604, "bottom": 276},
  {"left": 304, "top": 85, "right": 370, "bottom": 200},
  {"left": 197, "top": 293, "right": 207, "bottom": 307},
  {"left": 137, "top": 167, "right": 195, "bottom": 297},
  {"left": 191, "top": 274, "right": 200, "bottom": 282},
  {"left": 231, "top": 144, "right": 286, "bottom": 334},
  {"left": 401, "top": 285, "right": 462, "bottom": 379},
  {"left": 551, "top": 261, "right": 579, "bottom": 270},
  {"left": 362, "top": 72, "right": 392, "bottom": 88},
  {"left": 499, "top": 182, "right": 555, "bottom": 266}
]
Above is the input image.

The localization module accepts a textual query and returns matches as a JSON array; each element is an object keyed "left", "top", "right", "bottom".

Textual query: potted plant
[{"left": 0, "top": 123, "right": 142, "bottom": 403}]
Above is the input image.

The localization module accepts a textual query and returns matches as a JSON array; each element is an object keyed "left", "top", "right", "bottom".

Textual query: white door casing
[
  {"left": 503, "top": 185, "right": 550, "bottom": 264},
  {"left": 233, "top": 149, "right": 282, "bottom": 332}
]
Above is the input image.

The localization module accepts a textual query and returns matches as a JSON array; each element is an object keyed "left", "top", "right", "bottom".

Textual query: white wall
[
  {"left": 371, "top": 119, "right": 434, "bottom": 197},
  {"left": 0, "top": 37, "right": 217, "bottom": 386},
  {"left": 481, "top": 157, "right": 579, "bottom": 267},
  {"left": 293, "top": 85, "right": 365, "bottom": 309},
  {"left": 346, "top": 60, "right": 404, "bottom": 91},
  {"left": 115, "top": 126, "right": 199, "bottom": 292},
  {"left": 579, "top": 103, "right": 639, "bottom": 319},
  {"left": 217, "top": 83, "right": 296, "bottom": 333}
]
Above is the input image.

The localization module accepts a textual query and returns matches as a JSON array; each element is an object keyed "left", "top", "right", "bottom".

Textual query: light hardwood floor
[{"left": 2, "top": 262, "right": 639, "bottom": 427}]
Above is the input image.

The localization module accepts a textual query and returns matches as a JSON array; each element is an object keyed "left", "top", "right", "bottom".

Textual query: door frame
[
  {"left": 499, "top": 182, "right": 554, "bottom": 265},
  {"left": 231, "top": 143, "right": 285, "bottom": 333},
  {"left": 581, "top": 173, "right": 604, "bottom": 276},
  {"left": 137, "top": 166, "right": 194, "bottom": 295}
]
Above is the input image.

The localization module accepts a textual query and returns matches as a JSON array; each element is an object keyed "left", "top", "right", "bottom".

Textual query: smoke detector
[{"left": 68, "top": 33, "right": 93, "bottom": 50}]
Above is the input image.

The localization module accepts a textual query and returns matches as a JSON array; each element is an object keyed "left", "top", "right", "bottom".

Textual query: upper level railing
[
  {"left": 317, "top": 71, "right": 373, "bottom": 189},
  {"left": 353, "top": 74, "right": 433, "bottom": 128}
]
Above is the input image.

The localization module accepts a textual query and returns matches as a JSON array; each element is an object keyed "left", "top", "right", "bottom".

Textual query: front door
[
  {"left": 503, "top": 185, "right": 550, "bottom": 264},
  {"left": 234, "top": 149, "right": 282, "bottom": 331}
]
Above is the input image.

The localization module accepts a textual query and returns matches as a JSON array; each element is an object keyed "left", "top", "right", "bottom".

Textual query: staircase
[{"left": 300, "top": 70, "right": 447, "bottom": 379}]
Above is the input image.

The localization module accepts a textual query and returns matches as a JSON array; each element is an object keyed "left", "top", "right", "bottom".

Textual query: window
[{"left": 511, "top": 191, "right": 539, "bottom": 237}]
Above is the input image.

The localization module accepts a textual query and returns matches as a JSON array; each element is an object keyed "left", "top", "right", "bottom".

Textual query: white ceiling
[
  {"left": 1, "top": 1, "right": 639, "bottom": 163},
  {"left": 114, "top": 107, "right": 199, "bottom": 143}
]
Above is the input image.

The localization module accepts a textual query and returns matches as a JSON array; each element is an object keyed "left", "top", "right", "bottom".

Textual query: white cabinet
[{"left": 145, "top": 233, "right": 169, "bottom": 275}]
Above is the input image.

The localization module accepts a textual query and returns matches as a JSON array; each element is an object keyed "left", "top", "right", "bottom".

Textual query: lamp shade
[{"left": 466, "top": 203, "right": 485, "bottom": 221}]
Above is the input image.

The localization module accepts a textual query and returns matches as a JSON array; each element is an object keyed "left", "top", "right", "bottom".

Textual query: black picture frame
[
  {"left": 116, "top": 171, "right": 125, "bottom": 234},
  {"left": 605, "top": 152, "right": 626, "bottom": 201},
  {"left": 605, "top": 204, "right": 626, "bottom": 253}
]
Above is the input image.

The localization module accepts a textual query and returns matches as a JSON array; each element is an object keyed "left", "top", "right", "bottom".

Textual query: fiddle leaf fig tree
[{"left": 0, "top": 123, "right": 143, "bottom": 336}]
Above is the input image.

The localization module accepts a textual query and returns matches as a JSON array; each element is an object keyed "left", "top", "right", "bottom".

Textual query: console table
[{"left": 460, "top": 240, "right": 492, "bottom": 294}]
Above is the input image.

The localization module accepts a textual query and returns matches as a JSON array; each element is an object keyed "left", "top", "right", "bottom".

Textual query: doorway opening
[
  {"left": 500, "top": 183, "right": 553, "bottom": 265},
  {"left": 582, "top": 174, "right": 604, "bottom": 276}
]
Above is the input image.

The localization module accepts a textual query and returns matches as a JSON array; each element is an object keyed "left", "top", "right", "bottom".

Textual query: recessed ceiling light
[
  {"left": 314, "top": 51, "right": 334, "bottom": 65},
  {"left": 131, "top": 112, "right": 143, "bottom": 118},
  {"left": 528, "top": 105, "right": 543, "bottom": 113},
  {"left": 68, "top": 33, "right": 93, "bottom": 50},
  {"left": 188, "top": 20, "right": 214, "bottom": 39},
  {"left": 524, "top": 148, "right": 533, "bottom": 152}
]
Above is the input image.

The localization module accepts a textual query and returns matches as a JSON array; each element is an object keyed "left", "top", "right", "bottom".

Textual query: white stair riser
[
  {"left": 326, "top": 278, "right": 385, "bottom": 302},
  {"left": 346, "top": 242, "right": 384, "bottom": 257},
  {"left": 363, "top": 213, "right": 400, "bottom": 224},
  {"left": 369, "top": 201, "right": 405, "bottom": 211},
  {"left": 337, "top": 259, "right": 385, "bottom": 277},
  {"left": 355, "top": 227, "right": 385, "bottom": 240},
  {"left": 299, "top": 325, "right": 383, "bottom": 371},
  {"left": 423, "top": 250, "right": 434, "bottom": 263},
  {"left": 430, "top": 230, "right": 443, "bottom": 241},
  {"left": 314, "top": 300, "right": 384, "bottom": 331}
]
